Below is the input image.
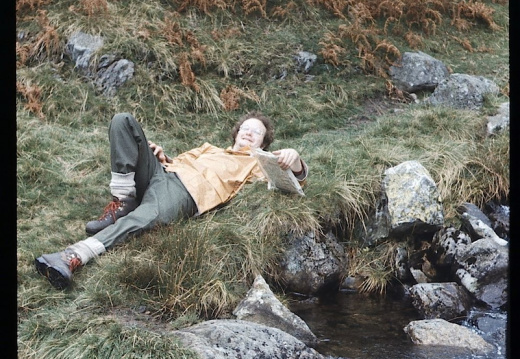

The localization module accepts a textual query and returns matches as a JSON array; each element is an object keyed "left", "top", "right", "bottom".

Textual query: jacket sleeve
[{"left": 294, "top": 159, "right": 309, "bottom": 185}]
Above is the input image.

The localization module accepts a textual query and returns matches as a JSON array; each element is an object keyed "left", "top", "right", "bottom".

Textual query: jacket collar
[{"left": 226, "top": 146, "right": 254, "bottom": 155}]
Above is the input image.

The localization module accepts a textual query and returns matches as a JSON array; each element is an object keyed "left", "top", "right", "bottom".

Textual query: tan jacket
[{"left": 163, "top": 142, "right": 307, "bottom": 215}]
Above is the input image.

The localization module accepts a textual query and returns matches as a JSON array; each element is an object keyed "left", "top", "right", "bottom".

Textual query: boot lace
[
  {"left": 69, "top": 256, "right": 82, "bottom": 272},
  {"left": 64, "top": 251, "right": 82, "bottom": 272},
  {"left": 99, "top": 198, "right": 123, "bottom": 222}
]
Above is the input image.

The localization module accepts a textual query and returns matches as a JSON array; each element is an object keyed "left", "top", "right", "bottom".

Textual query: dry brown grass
[
  {"left": 404, "top": 31, "right": 424, "bottom": 49},
  {"left": 15, "top": 0, "right": 505, "bottom": 88},
  {"left": 270, "top": 1, "right": 299, "bottom": 18},
  {"left": 16, "top": 80, "right": 45, "bottom": 119},
  {"left": 179, "top": 52, "right": 200, "bottom": 92},
  {"left": 33, "top": 10, "right": 61, "bottom": 57},
  {"left": 220, "top": 85, "right": 241, "bottom": 111},
  {"left": 16, "top": 42, "right": 31, "bottom": 68},
  {"left": 210, "top": 27, "right": 242, "bottom": 41},
  {"left": 163, "top": 16, "right": 184, "bottom": 47},
  {"left": 16, "top": 0, "right": 52, "bottom": 13},
  {"left": 451, "top": 35, "right": 475, "bottom": 52},
  {"left": 78, "top": 0, "right": 109, "bottom": 17},
  {"left": 309, "top": 0, "right": 349, "bottom": 19},
  {"left": 385, "top": 80, "right": 413, "bottom": 103},
  {"left": 159, "top": 13, "right": 208, "bottom": 92},
  {"left": 176, "top": 0, "right": 228, "bottom": 14}
]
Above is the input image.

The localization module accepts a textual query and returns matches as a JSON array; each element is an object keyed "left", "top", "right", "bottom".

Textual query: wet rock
[
  {"left": 484, "top": 201, "right": 510, "bottom": 241},
  {"left": 389, "top": 51, "right": 450, "bottom": 93},
  {"left": 455, "top": 238, "right": 508, "bottom": 309},
  {"left": 359, "top": 198, "right": 391, "bottom": 246},
  {"left": 465, "top": 309, "right": 507, "bottom": 354},
  {"left": 394, "top": 245, "right": 412, "bottom": 282},
  {"left": 233, "top": 275, "right": 318, "bottom": 347},
  {"left": 425, "top": 73, "right": 499, "bottom": 110},
  {"left": 409, "top": 268, "right": 430, "bottom": 284},
  {"left": 404, "top": 318, "right": 494, "bottom": 354},
  {"left": 459, "top": 212, "right": 508, "bottom": 246},
  {"left": 340, "top": 275, "right": 365, "bottom": 291},
  {"left": 457, "top": 202, "right": 493, "bottom": 229},
  {"left": 457, "top": 202, "right": 507, "bottom": 246},
  {"left": 172, "top": 319, "right": 328, "bottom": 359},
  {"left": 278, "top": 231, "right": 347, "bottom": 295},
  {"left": 409, "top": 282, "right": 473, "bottom": 320},
  {"left": 429, "top": 226, "right": 471, "bottom": 276}
]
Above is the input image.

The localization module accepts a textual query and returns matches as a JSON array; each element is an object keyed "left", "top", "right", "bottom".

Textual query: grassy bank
[{"left": 17, "top": 0, "right": 509, "bottom": 357}]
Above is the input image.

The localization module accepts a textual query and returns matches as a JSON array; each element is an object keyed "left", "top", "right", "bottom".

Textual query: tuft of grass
[
  {"left": 346, "top": 241, "right": 401, "bottom": 296},
  {"left": 17, "top": 307, "right": 199, "bottom": 359}
]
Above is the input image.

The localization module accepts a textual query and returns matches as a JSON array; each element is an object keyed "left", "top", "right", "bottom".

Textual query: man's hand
[
  {"left": 148, "top": 141, "right": 172, "bottom": 163},
  {"left": 272, "top": 149, "right": 303, "bottom": 172}
]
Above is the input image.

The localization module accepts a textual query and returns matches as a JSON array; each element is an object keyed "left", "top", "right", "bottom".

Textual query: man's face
[{"left": 233, "top": 118, "right": 266, "bottom": 150}]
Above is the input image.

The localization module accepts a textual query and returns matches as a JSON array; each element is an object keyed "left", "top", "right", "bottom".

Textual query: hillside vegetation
[{"left": 17, "top": 0, "right": 509, "bottom": 357}]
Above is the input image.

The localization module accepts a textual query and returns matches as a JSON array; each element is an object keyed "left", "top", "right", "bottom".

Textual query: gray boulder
[
  {"left": 409, "top": 282, "right": 473, "bottom": 320},
  {"left": 389, "top": 51, "right": 450, "bottom": 93},
  {"left": 383, "top": 160, "right": 444, "bottom": 235},
  {"left": 233, "top": 275, "right": 318, "bottom": 347},
  {"left": 362, "top": 161, "right": 444, "bottom": 245},
  {"left": 172, "top": 319, "right": 328, "bottom": 359},
  {"left": 95, "top": 55, "right": 135, "bottom": 97},
  {"left": 66, "top": 32, "right": 134, "bottom": 96},
  {"left": 404, "top": 318, "right": 494, "bottom": 354},
  {"left": 66, "top": 31, "right": 104, "bottom": 74},
  {"left": 425, "top": 73, "right": 499, "bottom": 109},
  {"left": 277, "top": 231, "right": 347, "bottom": 295}
]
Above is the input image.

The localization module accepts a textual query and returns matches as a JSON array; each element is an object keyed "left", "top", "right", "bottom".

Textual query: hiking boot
[
  {"left": 35, "top": 249, "right": 82, "bottom": 290},
  {"left": 85, "top": 196, "right": 137, "bottom": 235}
]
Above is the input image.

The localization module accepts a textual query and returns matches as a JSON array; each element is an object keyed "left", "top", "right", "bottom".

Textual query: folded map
[{"left": 252, "top": 148, "right": 305, "bottom": 196}]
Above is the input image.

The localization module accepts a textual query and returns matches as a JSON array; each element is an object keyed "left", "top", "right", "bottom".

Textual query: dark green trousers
[{"left": 93, "top": 113, "right": 197, "bottom": 249}]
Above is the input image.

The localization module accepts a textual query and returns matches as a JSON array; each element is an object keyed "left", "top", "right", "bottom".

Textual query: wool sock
[
  {"left": 109, "top": 171, "right": 136, "bottom": 199},
  {"left": 67, "top": 237, "right": 106, "bottom": 265}
]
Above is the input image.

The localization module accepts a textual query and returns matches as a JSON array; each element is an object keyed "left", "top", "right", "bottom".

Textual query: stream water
[{"left": 289, "top": 290, "right": 506, "bottom": 359}]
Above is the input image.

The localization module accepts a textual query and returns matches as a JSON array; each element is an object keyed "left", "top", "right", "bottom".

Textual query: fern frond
[
  {"left": 405, "top": 32, "right": 423, "bottom": 49},
  {"left": 179, "top": 52, "right": 200, "bottom": 92},
  {"left": 374, "top": 39, "right": 401, "bottom": 65},
  {"left": 241, "top": 0, "right": 267, "bottom": 17}
]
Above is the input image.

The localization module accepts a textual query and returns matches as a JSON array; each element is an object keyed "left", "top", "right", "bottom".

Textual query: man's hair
[{"left": 231, "top": 111, "right": 275, "bottom": 150}]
